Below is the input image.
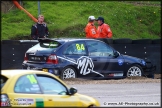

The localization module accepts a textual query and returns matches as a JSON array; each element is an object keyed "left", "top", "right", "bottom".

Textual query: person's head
[
  {"left": 88, "top": 16, "right": 96, "bottom": 23},
  {"left": 96, "top": 17, "right": 104, "bottom": 25},
  {"left": 38, "top": 15, "right": 44, "bottom": 23}
]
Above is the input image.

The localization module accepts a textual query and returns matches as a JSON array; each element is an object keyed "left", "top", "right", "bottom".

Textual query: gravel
[{"left": 64, "top": 74, "right": 161, "bottom": 85}]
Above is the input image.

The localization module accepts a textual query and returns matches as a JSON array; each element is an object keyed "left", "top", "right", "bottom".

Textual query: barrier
[{"left": 1, "top": 39, "right": 161, "bottom": 74}]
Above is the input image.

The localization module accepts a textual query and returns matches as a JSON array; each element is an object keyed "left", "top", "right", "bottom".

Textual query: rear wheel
[
  {"left": 127, "top": 64, "right": 143, "bottom": 77},
  {"left": 61, "top": 66, "right": 77, "bottom": 80}
]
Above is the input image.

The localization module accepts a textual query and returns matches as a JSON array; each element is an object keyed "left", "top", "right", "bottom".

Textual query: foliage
[{"left": 1, "top": 1, "right": 161, "bottom": 40}]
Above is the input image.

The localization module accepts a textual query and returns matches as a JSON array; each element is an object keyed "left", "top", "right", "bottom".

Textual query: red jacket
[
  {"left": 85, "top": 22, "right": 97, "bottom": 38},
  {"left": 97, "top": 23, "right": 112, "bottom": 38}
]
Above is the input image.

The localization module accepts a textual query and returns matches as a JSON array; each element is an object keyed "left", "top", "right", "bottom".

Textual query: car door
[
  {"left": 107, "top": 51, "right": 125, "bottom": 77},
  {"left": 62, "top": 41, "right": 91, "bottom": 77},
  {"left": 85, "top": 40, "right": 110, "bottom": 74},
  {"left": 86, "top": 40, "right": 124, "bottom": 77},
  {"left": 35, "top": 74, "right": 82, "bottom": 107},
  {"left": 10, "top": 74, "right": 46, "bottom": 107}
]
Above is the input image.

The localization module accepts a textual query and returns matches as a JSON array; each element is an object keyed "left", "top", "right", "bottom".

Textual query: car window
[
  {"left": 1, "top": 75, "right": 8, "bottom": 89},
  {"left": 14, "top": 74, "right": 41, "bottom": 94},
  {"left": 63, "top": 42, "right": 87, "bottom": 55},
  {"left": 36, "top": 74, "right": 67, "bottom": 95},
  {"left": 86, "top": 41, "right": 114, "bottom": 57}
]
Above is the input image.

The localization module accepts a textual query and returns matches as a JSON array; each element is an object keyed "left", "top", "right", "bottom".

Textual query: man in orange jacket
[
  {"left": 96, "top": 16, "right": 112, "bottom": 38},
  {"left": 85, "top": 16, "right": 98, "bottom": 38}
]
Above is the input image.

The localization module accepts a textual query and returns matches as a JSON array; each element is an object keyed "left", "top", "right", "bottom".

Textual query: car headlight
[{"left": 141, "top": 60, "right": 146, "bottom": 66}]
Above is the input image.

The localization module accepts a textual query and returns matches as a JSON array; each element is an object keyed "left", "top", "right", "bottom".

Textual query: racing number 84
[
  {"left": 76, "top": 44, "right": 85, "bottom": 50},
  {"left": 26, "top": 75, "right": 37, "bottom": 84}
]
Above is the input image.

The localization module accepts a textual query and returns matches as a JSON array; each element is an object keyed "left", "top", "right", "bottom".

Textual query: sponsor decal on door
[{"left": 57, "top": 56, "right": 104, "bottom": 77}]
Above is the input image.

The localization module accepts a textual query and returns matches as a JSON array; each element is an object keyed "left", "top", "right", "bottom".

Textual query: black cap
[{"left": 96, "top": 17, "right": 104, "bottom": 23}]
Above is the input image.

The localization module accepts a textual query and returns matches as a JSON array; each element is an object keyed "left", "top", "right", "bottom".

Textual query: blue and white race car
[{"left": 22, "top": 38, "right": 156, "bottom": 79}]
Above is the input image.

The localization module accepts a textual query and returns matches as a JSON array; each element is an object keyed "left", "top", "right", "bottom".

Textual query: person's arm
[
  {"left": 94, "top": 26, "right": 98, "bottom": 39},
  {"left": 85, "top": 25, "right": 89, "bottom": 37},
  {"left": 45, "top": 25, "right": 49, "bottom": 38},
  {"left": 31, "top": 25, "right": 37, "bottom": 40},
  {"left": 105, "top": 24, "right": 112, "bottom": 38}
]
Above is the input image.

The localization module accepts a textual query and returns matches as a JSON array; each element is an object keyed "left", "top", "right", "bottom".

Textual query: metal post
[{"left": 38, "top": 1, "right": 41, "bottom": 16}]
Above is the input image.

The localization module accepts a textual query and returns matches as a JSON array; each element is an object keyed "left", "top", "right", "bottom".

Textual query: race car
[
  {"left": 1, "top": 70, "right": 100, "bottom": 107},
  {"left": 22, "top": 38, "right": 156, "bottom": 79}
]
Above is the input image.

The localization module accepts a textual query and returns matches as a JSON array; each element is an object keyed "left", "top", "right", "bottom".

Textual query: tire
[
  {"left": 60, "top": 66, "right": 77, "bottom": 80},
  {"left": 152, "top": 39, "right": 161, "bottom": 44},
  {"left": 113, "top": 38, "right": 132, "bottom": 44},
  {"left": 132, "top": 39, "right": 152, "bottom": 44},
  {"left": 126, "top": 64, "right": 143, "bottom": 77}
]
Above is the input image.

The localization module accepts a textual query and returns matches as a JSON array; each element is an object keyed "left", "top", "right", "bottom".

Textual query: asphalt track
[{"left": 69, "top": 82, "right": 161, "bottom": 107}]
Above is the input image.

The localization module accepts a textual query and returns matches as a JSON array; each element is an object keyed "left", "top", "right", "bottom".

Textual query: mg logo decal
[{"left": 77, "top": 56, "right": 94, "bottom": 75}]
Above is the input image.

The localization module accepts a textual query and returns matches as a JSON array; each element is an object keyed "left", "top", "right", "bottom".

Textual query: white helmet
[{"left": 88, "top": 16, "right": 95, "bottom": 21}]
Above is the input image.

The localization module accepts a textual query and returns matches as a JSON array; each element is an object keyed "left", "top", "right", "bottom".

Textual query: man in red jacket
[
  {"left": 85, "top": 16, "right": 98, "bottom": 38},
  {"left": 96, "top": 16, "right": 112, "bottom": 38}
]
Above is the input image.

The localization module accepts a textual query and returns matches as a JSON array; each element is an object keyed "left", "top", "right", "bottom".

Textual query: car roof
[{"left": 1, "top": 70, "right": 47, "bottom": 78}]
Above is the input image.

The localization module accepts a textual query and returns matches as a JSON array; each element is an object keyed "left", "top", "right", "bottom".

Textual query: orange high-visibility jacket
[
  {"left": 97, "top": 23, "right": 112, "bottom": 38},
  {"left": 85, "top": 22, "right": 98, "bottom": 38}
]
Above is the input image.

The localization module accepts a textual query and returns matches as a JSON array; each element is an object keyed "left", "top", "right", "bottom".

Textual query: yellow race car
[{"left": 1, "top": 70, "right": 100, "bottom": 107}]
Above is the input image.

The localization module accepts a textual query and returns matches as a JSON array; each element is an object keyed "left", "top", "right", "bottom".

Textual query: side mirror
[
  {"left": 113, "top": 51, "right": 120, "bottom": 58},
  {"left": 69, "top": 87, "right": 77, "bottom": 95}
]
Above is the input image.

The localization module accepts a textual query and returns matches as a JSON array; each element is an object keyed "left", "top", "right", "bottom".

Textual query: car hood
[
  {"left": 121, "top": 54, "right": 140, "bottom": 59},
  {"left": 75, "top": 93, "right": 100, "bottom": 106},
  {"left": 121, "top": 54, "right": 143, "bottom": 62}
]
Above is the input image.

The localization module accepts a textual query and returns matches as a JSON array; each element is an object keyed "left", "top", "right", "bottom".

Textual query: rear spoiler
[
  {"left": 38, "top": 38, "right": 57, "bottom": 43},
  {"left": 38, "top": 38, "right": 62, "bottom": 47}
]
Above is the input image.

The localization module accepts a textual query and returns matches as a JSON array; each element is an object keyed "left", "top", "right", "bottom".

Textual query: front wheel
[
  {"left": 60, "top": 66, "right": 77, "bottom": 80},
  {"left": 126, "top": 64, "right": 143, "bottom": 77}
]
